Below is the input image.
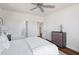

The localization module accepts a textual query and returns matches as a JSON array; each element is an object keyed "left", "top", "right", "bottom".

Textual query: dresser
[{"left": 51, "top": 31, "right": 66, "bottom": 48}]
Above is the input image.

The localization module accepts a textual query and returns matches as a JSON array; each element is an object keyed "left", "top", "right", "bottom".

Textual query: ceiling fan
[{"left": 30, "top": 3, "right": 55, "bottom": 12}]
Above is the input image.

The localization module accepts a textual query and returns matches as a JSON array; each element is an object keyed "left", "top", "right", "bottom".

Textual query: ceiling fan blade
[
  {"left": 30, "top": 7, "right": 37, "bottom": 11},
  {"left": 43, "top": 5, "right": 55, "bottom": 8},
  {"left": 39, "top": 7, "right": 44, "bottom": 12},
  {"left": 32, "top": 3, "right": 37, "bottom": 6}
]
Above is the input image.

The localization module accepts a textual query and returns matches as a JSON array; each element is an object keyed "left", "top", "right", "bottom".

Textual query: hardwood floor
[
  {"left": 43, "top": 39, "right": 79, "bottom": 55},
  {"left": 59, "top": 48, "right": 79, "bottom": 55}
]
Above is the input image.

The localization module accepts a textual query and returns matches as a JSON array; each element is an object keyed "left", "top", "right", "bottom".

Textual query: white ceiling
[{"left": 0, "top": 3, "right": 74, "bottom": 16}]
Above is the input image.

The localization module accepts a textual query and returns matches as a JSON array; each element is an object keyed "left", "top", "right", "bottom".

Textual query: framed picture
[{"left": 0, "top": 17, "right": 3, "bottom": 25}]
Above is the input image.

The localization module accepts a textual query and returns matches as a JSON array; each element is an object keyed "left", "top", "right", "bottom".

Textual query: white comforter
[
  {"left": 1, "top": 37, "right": 59, "bottom": 55},
  {"left": 25, "top": 37, "right": 59, "bottom": 55},
  {"left": 1, "top": 39, "right": 33, "bottom": 55}
]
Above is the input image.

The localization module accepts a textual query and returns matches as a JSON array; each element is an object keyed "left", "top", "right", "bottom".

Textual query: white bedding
[
  {"left": 0, "top": 32, "right": 10, "bottom": 54},
  {"left": 25, "top": 37, "right": 59, "bottom": 55},
  {"left": 1, "top": 37, "right": 59, "bottom": 55},
  {"left": 1, "top": 39, "right": 33, "bottom": 55}
]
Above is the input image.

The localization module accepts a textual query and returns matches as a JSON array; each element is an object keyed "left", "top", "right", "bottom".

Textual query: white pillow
[
  {"left": 0, "top": 40, "right": 5, "bottom": 54},
  {"left": 1, "top": 33, "right": 10, "bottom": 49},
  {"left": 0, "top": 32, "right": 10, "bottom": 54}
]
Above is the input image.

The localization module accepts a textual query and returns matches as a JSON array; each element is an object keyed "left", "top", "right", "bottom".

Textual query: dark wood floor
[
  {"left": 59, "top": 48, "right": 79, "bottom": 55},
  {"left": 43, "top": 38, "right": 79, "bottom": 55}
]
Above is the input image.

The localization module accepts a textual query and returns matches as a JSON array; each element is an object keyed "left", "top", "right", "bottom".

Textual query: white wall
[
  {"left": 42, "top": 4, "right": 79, "bottom": 52},
  {"left": 0, "top": 9, "right": 43, "bottom": 39}
]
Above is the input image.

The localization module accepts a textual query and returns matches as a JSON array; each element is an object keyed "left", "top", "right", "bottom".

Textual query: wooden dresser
[{"left": 51, "top": 31, "right": 66, "bottom": 48}]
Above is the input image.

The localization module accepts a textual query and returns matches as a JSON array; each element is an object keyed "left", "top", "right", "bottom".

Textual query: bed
[
  {"left": 0, "top": 33, "right": 59, "bottom": 55},
  {"left": 25, "top": 37, "right": 59, "bottom": 55}
]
